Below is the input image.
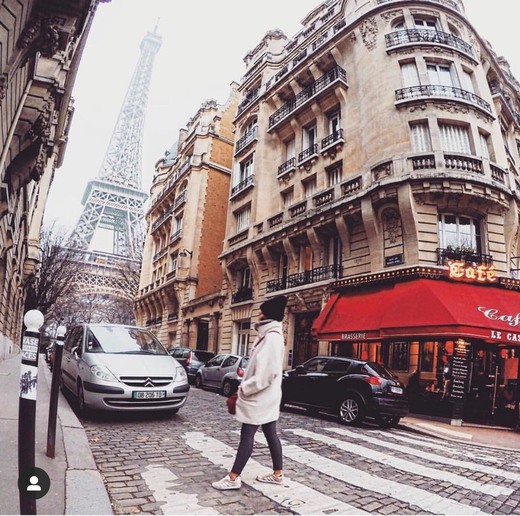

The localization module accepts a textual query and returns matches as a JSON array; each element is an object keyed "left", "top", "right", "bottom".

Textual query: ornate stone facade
[{"left": 0, "top": 0, "right": 108, "bottom": 359}]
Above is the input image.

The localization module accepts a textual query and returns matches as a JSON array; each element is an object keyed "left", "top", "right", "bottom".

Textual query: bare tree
[{"left": 24, "top": 222, "right": 83, "bottom": 317}]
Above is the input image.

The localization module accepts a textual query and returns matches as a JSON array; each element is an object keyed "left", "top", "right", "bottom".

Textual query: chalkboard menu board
[{"left": 450, "top": 339, "right": 471, "bottom": 401}]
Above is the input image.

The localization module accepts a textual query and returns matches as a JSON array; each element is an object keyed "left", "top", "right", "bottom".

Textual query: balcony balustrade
[
  {"left": 395, "top": 85, "right": 492, "bottom": 114},
  {"left": 169, "top": 229, "right": 182, "bottom": 244},
  {"left": 437, "top": 247, "right": 493, "bottom": 266},
  {"left": 266, "top": 264, "right": 343, "bottom": 293},
  {"left": 298, "top": 144, "right": 318, "bottom": 164},
  {"left": 277, "top": 157, "right": 296, "bottom": 177},
  {"left": 386, "top": 29, "right": 474, "bottom": 57},
  {"left": 231, "top": 286, "right": 253, "bottom": 304},
  {"left": 235, "top": 126, "right": 258, "bottom": 154},
  {"left": 321, "top": 128, "right": 344, "bottom": 151},
  {"left": 151, "top": 207, "right": 173, "bottom": 233},
  {"left": 173, "top": 190, "right": 187, "bottom": 209},
  {"left": 237, "top": 87, "right": 260, "bottom": 116},
  {"left": 231, "top": 174, "right": 254, "bottom": 197},
  {"left": 269, "top": 66, "right": 347, "bottom": 129}
]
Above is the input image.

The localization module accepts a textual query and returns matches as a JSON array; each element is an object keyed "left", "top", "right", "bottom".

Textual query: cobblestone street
[{"left": 78, "top": 387, "right": 520, "bottom": 515}]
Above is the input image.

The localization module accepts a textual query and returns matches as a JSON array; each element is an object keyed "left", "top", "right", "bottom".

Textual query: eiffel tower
[{"left": 67, "top": 27, "right": 161, "bottom": 300}]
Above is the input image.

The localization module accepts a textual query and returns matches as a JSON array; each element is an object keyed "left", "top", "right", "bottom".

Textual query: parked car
[
  {"left": 195, "top": 353, "right": 248, "bottom": 396},
  {"left": 169, "top": 347, "right": 215, "bottom": 383},
  {"left": 60, "top": 323, "right": 189, "bottom": 416},
  {"left": 282, "top": 356, "right": 408, "bottom": 427}
]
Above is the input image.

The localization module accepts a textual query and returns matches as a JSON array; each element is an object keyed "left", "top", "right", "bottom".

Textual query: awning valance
[{"left": 312, "top": 279, "right": 520, "bottom": 344}]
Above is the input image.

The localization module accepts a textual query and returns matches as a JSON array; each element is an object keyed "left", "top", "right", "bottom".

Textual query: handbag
[{"left": 227, "top": 391, "right": 238, "bottom": 415}]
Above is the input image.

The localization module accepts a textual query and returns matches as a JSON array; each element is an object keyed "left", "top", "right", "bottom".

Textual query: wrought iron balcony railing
[
  {"left": 269, "top": 66, "right": 347, "bottom": 128},
  {"left": 277, "top": 157, "right": 296, "bottom": 177},
  {"left": 231, "top": 286, "right": 253, "bottom": 304},
  {"left": 235, "top": 126, "right": 258, "bottom": 154},
  {"left": 266, "top": 264, "right": 343, "bottom": 293},
  {"left": 321, "top": 128, "right": 344, "bottom": 150},
  {"left": 385, "top": 29, "right": 473, "bottom": 57},
  {"left": 395, "top": 85, "right": 492, "bottom": 113},
  {"left": 437, "top": 247, "right": 493, "bottom": 266},
  {"left": 231, "top": 174, "right": 254, "bottom": 196},
  {"left": 298, "top": 144, "right": 318, "bottom": 164}
]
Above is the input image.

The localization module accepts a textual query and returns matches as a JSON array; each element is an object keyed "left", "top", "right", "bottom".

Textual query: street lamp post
[
  {"left": 18, "top": 309, "right": 44, "bottom": 515},
  {"left": 46, "top": 325, "right": 66, "bottom": 458}
]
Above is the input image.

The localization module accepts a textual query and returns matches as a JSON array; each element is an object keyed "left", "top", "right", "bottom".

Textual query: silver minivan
[{"left": 60, "top": 323, "right": 189, "bottom": 415}]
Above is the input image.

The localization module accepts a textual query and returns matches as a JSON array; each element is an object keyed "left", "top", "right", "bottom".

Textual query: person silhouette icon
[{"left": 26, "top": 476, "right": 41, "bottom": 492}]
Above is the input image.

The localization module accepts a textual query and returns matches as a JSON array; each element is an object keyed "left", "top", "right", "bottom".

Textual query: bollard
[
  {"left": 46, "top": 325, "right": 66, "bottom": 458},
  {"left": 18, "top": 309, "right": 44, "bottom": 515}
]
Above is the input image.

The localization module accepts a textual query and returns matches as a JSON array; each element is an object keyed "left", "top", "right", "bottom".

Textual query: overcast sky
[{"left": 43, "top": 0, "right": 520, "bottom": 234}]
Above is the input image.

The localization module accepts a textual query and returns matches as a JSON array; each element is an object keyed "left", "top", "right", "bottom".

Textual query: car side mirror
[
  {"left": 71, "top": 346, "right": 79, "bottom": 358},
  {"left": 296, "top": 365, "right": 306, "bottom": 375}
]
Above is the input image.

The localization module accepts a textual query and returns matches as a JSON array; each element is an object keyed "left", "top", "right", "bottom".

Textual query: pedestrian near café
[{"left": 212, "top": 295, "right": 287, "bottom": 490}]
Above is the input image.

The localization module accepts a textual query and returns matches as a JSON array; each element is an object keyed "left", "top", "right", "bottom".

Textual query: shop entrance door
[
  {"left": 465, "top": 346, "right": 499, "bottom": 424},
  {"left": 292, "top": 312, "right": 319, "bottom": 367}
]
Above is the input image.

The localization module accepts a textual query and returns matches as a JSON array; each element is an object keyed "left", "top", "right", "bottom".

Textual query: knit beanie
[{"left": 260, "top": 295, "right": 287, "bottom": 321}]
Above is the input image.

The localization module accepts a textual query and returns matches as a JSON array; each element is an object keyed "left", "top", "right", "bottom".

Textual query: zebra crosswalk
[{"left": 138, "top": 425, "right": 518, "bottom": 515}]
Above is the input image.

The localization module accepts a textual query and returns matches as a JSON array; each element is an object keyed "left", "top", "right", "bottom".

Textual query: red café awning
[{"left": 312, "top": 278, "right": 520, "bottom": 344}]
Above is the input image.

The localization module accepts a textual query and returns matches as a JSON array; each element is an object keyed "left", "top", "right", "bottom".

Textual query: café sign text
[{"left": 448, "top": 260, "right": 496, "bottom": 282}]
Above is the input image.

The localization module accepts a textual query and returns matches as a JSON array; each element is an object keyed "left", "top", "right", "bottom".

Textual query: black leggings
[{"left": 231, "top": 420, "right": 283, "bottom": 475}]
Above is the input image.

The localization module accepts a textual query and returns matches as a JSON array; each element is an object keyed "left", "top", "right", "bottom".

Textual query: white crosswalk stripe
[
  {"left": 286, "top": 428, "right": 512, "bottom": 496},
  {"left": 368, "top": 429, "right": 505, "bottom": 465},
  {"left": 142, "top": 465, "right": 219, "bottom": 515},
  {"left": 325, "top": 427, "right": 520, "bottom": 481},
  {"left": 273, "top": 434, "right": 487, "bottom": 515},
  {"left": 184, "top": 431, "right": 369, "bottom": 515}
]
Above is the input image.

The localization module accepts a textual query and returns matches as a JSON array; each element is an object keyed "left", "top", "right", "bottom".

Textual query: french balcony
[
  {"left": 266, "top": 264, "right": 343, "bottom": 293},
  {"left": 298, "top": 144, "right": 318, "bottom": 167},
  {"left": 173, "top": 190, "right": 187, "bottom": 210},
  {"left": 151, "top": 207, "right": 173, "bottom": 233},
  {"left": 235, "top": 126, "right": 258, "bottom": 155},
  {"left": 395, "top": 85, "right": 492, "bottom": 115},
  {"left": 231, "top": 174, "right": 254, "bottom": 198},
  {"left": 169, "top": 229, "right": 182, "bottom": 245},
  {"left": 153, "top": 247, "right": 168, "bottom": 263},
  {"left": 321, "top": 129, "right": 344, "bottom": 156},
  {"left": 268, "top": 66, "right": 348, "bottom": 130},
  {"left": 231, "top": 286, "right": 253, "bottom": 304},
  {"left": 277, "top": 157, "right": 296, "bottom": 178},
  {"left": 386, "top": 29, "right": 474, "bottom": 58},
  {"left": 377, "top": 0, "right": 462, "bottom": 12},
  {"left": 236, "top": 87, "right": 260, "bottom": 116},
  {"left": 437, "top": 247, "right": 493, "bottom": 266}
]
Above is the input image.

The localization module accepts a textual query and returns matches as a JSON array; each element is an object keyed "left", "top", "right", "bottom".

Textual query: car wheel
[
  {"left": 338, "top": 394, "right": 365, "bottom": 425},
  {"left": 222, "top": 380, "right": 233, "bottom": 397},
  {"left": 377, "top": 415, "right": 400, "bottom": 428},
  {"left": 77, "top": 383, "right": 89, "bottom": 417},
  {"left": 195, "top": 374, "right": 203, "bottom": 389}
]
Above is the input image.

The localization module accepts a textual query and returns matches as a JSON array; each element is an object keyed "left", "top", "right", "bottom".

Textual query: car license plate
[
  {"left": 390, "top": 386, "right": 403, "bottom": 394},
  {"left": 133, "top": 391, "right": 166, "bottom": 399}
]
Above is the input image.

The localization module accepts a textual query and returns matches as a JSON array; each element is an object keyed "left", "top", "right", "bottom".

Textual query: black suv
[
  {"left": 169, "top": 347, "right": 215, "bottom": 384},
  {"left": 282, "top": 356, "right": 408, "bottom": 427}
]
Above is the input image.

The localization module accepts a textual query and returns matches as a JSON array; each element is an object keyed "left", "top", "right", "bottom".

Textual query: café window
[
  {"left": 438, "top": 213, "right": 482, "bottom": 252},
  {"left": 390, "top": 341, "right": 409, "bottom": 371}
]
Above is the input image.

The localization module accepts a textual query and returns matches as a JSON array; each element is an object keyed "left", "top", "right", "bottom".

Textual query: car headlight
[
  {"left": 174, "top": 365, "right": 187, "bottom": 383},
  {"left": 90, "top": 364, "right": 118, "bottom": 382}
]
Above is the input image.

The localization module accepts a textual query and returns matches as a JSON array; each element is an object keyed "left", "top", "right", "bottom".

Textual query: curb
[{"left": 41, "top": 362, "right": 113, "bottom": 514}]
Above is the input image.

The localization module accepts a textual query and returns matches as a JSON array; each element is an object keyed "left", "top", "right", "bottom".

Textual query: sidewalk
[{"left": 0, "top": 353, "right": 112, "bottom": 515}]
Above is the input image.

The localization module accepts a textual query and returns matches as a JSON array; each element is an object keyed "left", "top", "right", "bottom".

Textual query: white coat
[{"left": 235, "top": 319, "right": 284, "bottom": 425}]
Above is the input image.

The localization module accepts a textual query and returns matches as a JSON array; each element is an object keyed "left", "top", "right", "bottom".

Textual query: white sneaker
[
  {"left": 256, "top": 472, "right": 284, "bottom": 484},
  {"left": 212, "top": 474, "right": 241, "bottom": 490}
]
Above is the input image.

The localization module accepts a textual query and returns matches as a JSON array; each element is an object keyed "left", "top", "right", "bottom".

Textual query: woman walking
[{"left": 212, "top": 295, "right": 287, "bottom": 490}]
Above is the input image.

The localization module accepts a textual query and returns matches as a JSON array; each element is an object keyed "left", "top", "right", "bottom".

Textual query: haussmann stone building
[{"left": 215, "top": 0, "right": 520, "bottom": 427}]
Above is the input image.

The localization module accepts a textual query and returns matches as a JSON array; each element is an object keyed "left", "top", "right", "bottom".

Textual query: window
[
  {"left": 325, "top": 359, "right": 351, "bottom": 373},
  {"left": 326, "top": 236, "right": 342, "bottom": 268},
  {"left": 240, "top": 267, "right": 251, "bottom": 288},
  {"left": 461, "top": 70, "right": 475, "bottom": 93},
  {"left": 413, "top": 17, "right": 438, "bottom": 30},
  {"left": 439, "top": 123, "right": 471, "bottom": 154},
  {"left": 173, "top": 214, "right": 183, "bottom": 235},
  {"left": 390, "top": 342, "right": 409, "bottom": 371},
  {"left": 237, "top": 321, "right": 250, "bottom": 356},
  {"left": 327, "top": 164, "right": 343, "bottom": 186},
  {"left": 400, "top": 62, "right": 420, "bottom": 88},
  {"left": 304, "top": 357, "right": 329, "bottom": 372},
  {"left": 438, "top": 213, "right": 482, "bottom": 252},
  {"left": 304, "top": 178, "right": 317, "bottom": 197},
  {"left": 237, "top": 154, "right": 254, "bottom": 184},
  {"left": 235, "top": 205, "right": 251, "bottom": 233},
  {"left": 285, "top": 138, "right": 295, "bottom": 160},
  {"left": 427, "top": 63, "right": 458, "bottom": 87},
  {"left": 282, "top": 189, "right": 294, "bottom": 207},
  {"left": 411, "top": 123, "right": 432, "bottom": 152},
  {"left": 170, "top": 253, "right": 178, "bottom": 273},
  {"left": 222, "top": 355, "right": 239, "bottom": 368},
  {"left": 440, "top": 123, "right": 471, "bottom": 154},
  {"left": 328, "top": 111, "right": 341, "bottom": 135},
  {"left": 304, "top": 124, "right": 317, "bottom": 149},
  {"left": 479, "top": 132, "right": 490, "bottom": 160}
]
